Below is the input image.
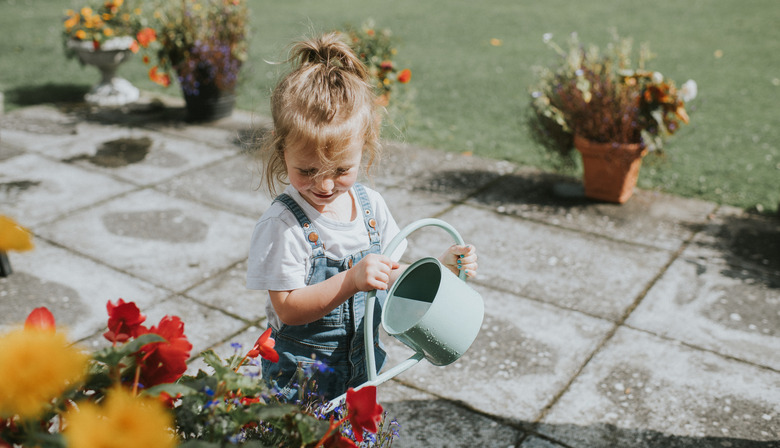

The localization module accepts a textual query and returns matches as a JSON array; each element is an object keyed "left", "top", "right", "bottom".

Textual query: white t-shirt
[{"left": 246, "top": 184, "right": 406, "bottom": 329}]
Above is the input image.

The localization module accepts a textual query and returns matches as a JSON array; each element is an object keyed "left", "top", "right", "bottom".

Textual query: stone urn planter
[{"left": 68, "top": 37, "right": 140, "bottom": 106}]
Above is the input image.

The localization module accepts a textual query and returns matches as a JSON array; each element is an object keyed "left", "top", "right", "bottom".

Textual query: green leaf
[
  {"left": 92, "top": 333, "right": 166, "bottom": 365},
  {"left": 143, "top": 382, "right": 199, "bottom": 398},
  {"left": 178, "top": 441, "right": 221, "bottom": 448}
]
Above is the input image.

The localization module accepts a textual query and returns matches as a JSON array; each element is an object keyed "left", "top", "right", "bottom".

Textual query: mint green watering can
[{"left": 324, "top": 218, "right": 484, "bottom": 411}]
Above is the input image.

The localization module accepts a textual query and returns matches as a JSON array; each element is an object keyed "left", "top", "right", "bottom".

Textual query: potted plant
[
  {"left": 62, "top": 0, "right": 146, "bottom": 106},
  {"left": 140, "top": 0, "right": 249, "bottom": 122},
  {"left": 340, "top": 19, "right": 412, "bottom": 106},
  {"left": 529, "top": 31, "right": 697, "bottom": 203}
]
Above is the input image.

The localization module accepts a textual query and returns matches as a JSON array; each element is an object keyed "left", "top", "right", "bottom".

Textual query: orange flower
[
  {"left": 136, "top": 27, "right": 156, "bottom": 47},
  {"left": 75, "top": 29, "right": 87, "bottom": 40},
  {"left": 63, "top": 12, "right": 80, "bottom": 30},
  {"left": 247, "top": 328, "right": 278, "bottom": 363},
  {"left": 24, "top": 307, "right": 56, "bottom": 332},
  {"left": 397, "top": 68, "right": 412, "bottom": 84},
  {"left": 149, "top": 66, "right": 170, "bottom": 87},
  {"left": 129, "top": 39, "right": 139, "bottom": 53}
]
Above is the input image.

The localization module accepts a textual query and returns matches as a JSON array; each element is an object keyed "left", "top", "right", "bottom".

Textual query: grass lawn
[{"left": 2, "top": 0, "right": 778, "bottom": 214}]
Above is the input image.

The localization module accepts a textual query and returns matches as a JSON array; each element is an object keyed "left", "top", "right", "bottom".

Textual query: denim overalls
[{"left": 261, "top": 184, "right": 387, "bottom": 401}]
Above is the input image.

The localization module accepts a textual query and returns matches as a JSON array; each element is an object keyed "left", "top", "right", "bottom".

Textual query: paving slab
[
  {"left": 627, "top": 206, "right": 780, "bottom": 370},
  {"left": 537, "top": 327, "right": 780, "bottom": 447},
  {"left": 0, "top": 239, "right": 169, "bottom": 341},
  {"left": 519, "top": 436, "right": 569, "bottom": 448},
  {"left": 54, "top": 127, "right": 238, "bottom": 187},
  {"left": 154, "top": 152, "right": 272, "bottom": 218},
  {"left": 141, "top": 294, "right": 250, "bottom": 356},
  {"left": 403, "top": 205, "right": 672, "bottom": 321},
  {"left": 185, "top": 259, "right": 267, "bottom": 323},
  {"left": 36, "top": 188, "right": 255, "bottom": 292},
  {"left": 0, "top": 152, "right": 135, "bottom": 226},
  {"left": 467, "top": 169, "right": 718, "bottom": 252},
  {"left": 374, "top": 141, "right": 515, "bottom": 196},
  {"left": 380, "top": 283, "right": 613, "bottom": 422},
  {"left": 687, "top": 205, "right": 780, "bottom": 277},
  {"left": 380, "top": 381, "right": 525, "bottom": 448},
  {"left": 0, "top": 105, "right": 81, "bottom": 152},
  {"left": 373, "top": 184, "right": 459, "bottom": 229}
]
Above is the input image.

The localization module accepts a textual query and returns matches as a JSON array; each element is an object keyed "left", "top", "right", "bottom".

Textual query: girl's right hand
[{"left": 348, "top": 254, "right": 399, "bottom": 292}]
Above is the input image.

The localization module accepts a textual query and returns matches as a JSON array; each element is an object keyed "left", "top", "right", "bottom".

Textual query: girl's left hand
[{"left": 439, "top": 244, "right": 478, "bottom": 278}]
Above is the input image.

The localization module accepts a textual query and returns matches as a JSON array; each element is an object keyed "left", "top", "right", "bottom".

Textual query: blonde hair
[{"left": 261, "top": 31, "right": 381, "bottom": 195}]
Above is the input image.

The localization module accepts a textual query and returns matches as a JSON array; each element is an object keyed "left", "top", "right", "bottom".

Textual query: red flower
[
  {"left": 157, "top": 391, "right": 182, "bottom": 408},
  {"left": 247, "top": 328, "right": 279, "bottom": 363},
  {"left": 397, "top": 68, "right": 412, "bottom": 84},
  {"left": 103, "top": 299, "right": 147, "bottom": 343},
  {"left": 322, "top": 431, "right": 358, "bottom": 448},
  {"left": 136, "top": 27, "right": 156, "bottom": 48},
  {"left": 24, "top": 307, "right": 55, "bottom": 331},
  {"left": 135, "top": 315, "right": 192, "bottom": 387},
  {"left": 379, "top": 60, "right": 393, "bottom": 71},
  {"left": 345, "top": 386, "right": 383, "bottom": 442}
]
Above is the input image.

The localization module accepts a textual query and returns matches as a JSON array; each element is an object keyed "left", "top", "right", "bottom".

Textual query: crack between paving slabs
[{"left": 529, "top": 216, "right": 698, "bottom": 426}]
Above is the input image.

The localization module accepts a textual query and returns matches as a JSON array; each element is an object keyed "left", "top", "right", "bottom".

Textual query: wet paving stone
[
  {"left": 381, "top": 284, "right": 613, "bottom": 422},
  {"left": 0, "top": 240, "right": 168, "bottom": 340},
  {"left": 537, "top": 327, "right": 780, "bottom": 447},
  {"left": 0, "top": 153, "right": 134, "bottom": 226},
  {"left": 381, "top": 381, "right": 525, "bottom": 448},
  {"left": 403, "top": 205, "right": 671, "bottom": 321},
  {"left": 155, "top": 153, "right": 271, "bottom": 218},
  {"left": 627, "top": 207, "right": 780, "bottom": 370},
  {"left": 36, "top": 188, "right": 255, "bottom": 292},
  {"left": 467, "top": 170, "right": 718, "bottom": 252}
]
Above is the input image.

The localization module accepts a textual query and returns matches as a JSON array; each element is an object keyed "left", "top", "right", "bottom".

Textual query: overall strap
[
  {"left": 273, "top": 193, "right": 323, "bottom": 251},
  {"left": 353, "top": 184, "right": 381, "bottom": 245}
]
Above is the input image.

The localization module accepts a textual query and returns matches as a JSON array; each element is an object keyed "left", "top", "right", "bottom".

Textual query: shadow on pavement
[{"left": 5, "top": 83, "right": 89, "bottom": 107}]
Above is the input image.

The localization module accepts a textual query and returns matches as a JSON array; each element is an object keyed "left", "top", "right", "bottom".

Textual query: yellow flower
[
  {"left": 0, "top": 215, "right": 34, "bottom": 252},
  {"left": 64, "top": 387, "right": 176, "bottom": 448},
  {"left": 0, "top": 328, "right": 88, "bottom": 419},
  {"left": 75, "top": 29, "right": 87, "bottom": 39},
  {"left": 102, "top": 13, "right": 113, "bottom": 21},
  {"left": 103, "top": 27, "right": 114, "bottom": 37},
  {"left": 80, "top": 7, "right": 92, "bottom": 17}
]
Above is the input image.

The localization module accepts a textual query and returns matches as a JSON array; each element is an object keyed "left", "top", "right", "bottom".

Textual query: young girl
[{"left": 246, "top": 32, "right": 478, "bottom": 401}]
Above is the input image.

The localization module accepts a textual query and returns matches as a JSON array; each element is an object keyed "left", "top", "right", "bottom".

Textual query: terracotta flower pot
[{"left": 573, "top": 135, "right": 647, "bottom": 204}]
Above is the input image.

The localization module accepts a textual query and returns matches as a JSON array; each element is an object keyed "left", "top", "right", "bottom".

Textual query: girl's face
[{"left": 284, "top": 136, "right": 363, "bottom": 213}]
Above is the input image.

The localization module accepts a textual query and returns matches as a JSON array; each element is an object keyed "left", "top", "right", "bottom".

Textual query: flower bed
[{"left": 0, "top": 302, "right": 399, "bottom": 447}]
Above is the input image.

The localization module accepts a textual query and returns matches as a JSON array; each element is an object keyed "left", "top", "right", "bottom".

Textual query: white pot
[{"left": 69, "top": 37, "right": 140, "bottom": 106}]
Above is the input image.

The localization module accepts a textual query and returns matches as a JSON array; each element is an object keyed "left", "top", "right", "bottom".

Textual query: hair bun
[{"left": 292, "top": 31, "right": 369, "bottom": 81}]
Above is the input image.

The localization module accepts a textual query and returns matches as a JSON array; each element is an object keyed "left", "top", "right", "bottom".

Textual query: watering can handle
[{"left": 364, "top": 218, "right": 466, "bottom": 380}]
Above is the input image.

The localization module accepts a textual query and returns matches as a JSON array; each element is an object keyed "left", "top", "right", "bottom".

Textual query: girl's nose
[{"left": 319, "top": 177, "right": 335, "bottom": 191}]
